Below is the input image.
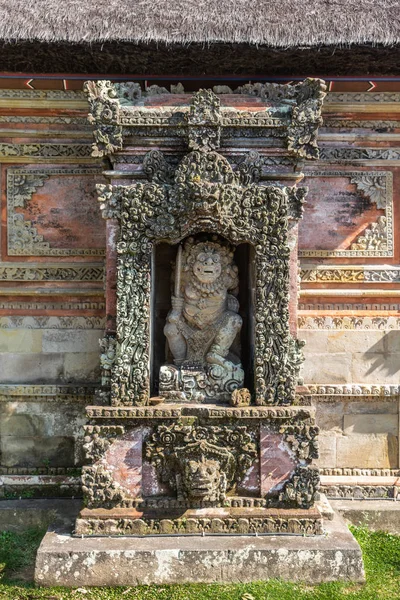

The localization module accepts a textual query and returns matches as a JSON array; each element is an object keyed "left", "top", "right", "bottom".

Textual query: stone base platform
[
  {"left": 35, "top": 512, "right": 365, "bottom": 586},
  {"left": 75, "top": 505, "right": 323, "bottom": 536}
]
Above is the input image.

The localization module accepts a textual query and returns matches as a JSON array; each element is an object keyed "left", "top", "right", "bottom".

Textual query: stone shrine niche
[{"left": 76, "top": 79, "right": 327, "bottom": 537}]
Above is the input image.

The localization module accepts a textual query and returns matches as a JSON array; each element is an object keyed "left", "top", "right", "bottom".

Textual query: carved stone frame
[{"left": 100, "top": 149, "right": 306, "bottom": 407}]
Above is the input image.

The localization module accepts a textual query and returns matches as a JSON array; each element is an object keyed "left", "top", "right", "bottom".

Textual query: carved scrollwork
[
  {"left": 236, "top": 151, "right": 262, "bottom": 185},
  {"left": 186, "top": 89, "right": 221, "bottom": 152},
  {"left": 84, "top": 80, "right": 123, "bottom": 157},
  {"left": 81, "top": 464, "right": 127, "bottom": 509},
  {"left": 83, "top": 424, "right": 124, "bottom": 463}
]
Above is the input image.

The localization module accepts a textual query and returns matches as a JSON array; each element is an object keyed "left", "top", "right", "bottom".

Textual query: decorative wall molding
[
  {"left": 0, "top": 143, "right": 92, "bottom": 158},
  {"left": 325, "top": 92, "right": 400, "bottom": 104},
  {"left": 0, "top": 316, "right": 105, "bottom": 329},
  {"left": 306, "top": 384, "right": 399, "bottom": 397},
  {"left": 323, "top": 119, "right": 400, "bottom": 129},
  {"left": 0, "top": 115, "right": 89, "bottom": 126},
  {"left": 298, "top": 315, "right": 400, "bottom": 330},
  {"left": 0, "top": 301, "right": 105, "bottom": 311},
  {"left": 0, "top": 264, "right": 104, "bottom": 281},
  {"left": 320, "top": 468, "right": 400, "bottom": 477},
  {"left": 7, "top": 167, "right": 105, "bottom": 257},
  {"left": 299, "top": 303, "right": 400, "bottom": 311},
  {"left": 0, "top": 384, "right": 96, "bottom": 401},
  {"left": 300, "top": 265, "right": 400, "bottom": 283},
  {"left": 0, "top": 89, "right": 86, "bottom": 101},
  {"left": 318, "top": 148, "right": 400, "bottom": 161},
  {"left": 300, "top": 171, "right": 393, "bottom": 258}
]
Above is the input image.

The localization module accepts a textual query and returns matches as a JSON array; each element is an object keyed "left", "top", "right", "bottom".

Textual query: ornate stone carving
[
  {"left": 306, "top": 384, "right": 400, "bottom": 397},
  {"left": 84, "top": 80, "right": 123, "bottom": 157},
  {"left": 186, "top": 89, "right": 221, "bottom": 152},
  {"left": 0, "top": 143, "right": 92, "bottom": 159},
  {"left": 325, "top": 92, "right": 400, "bottom": 104},
  {"left": 323, "top": 118, "right": 400, "bottom": 129},
  {"left": 0, "top": 384, "right": 96, "bottom": 402},
  {"left": 280, "top": 421, "right": 319, "bottom": 461},
  {"left": 319, "top": 147, "right": 400, "bottom": 161},
  {"left": 0, "top": 264, "right": 104, "bottom": 281},
  {"left": 236, "top": 151, "right": 262, "bottom": 185},
  {"left": 279, "top": 465, "right": 320, "bottom": 509},
  {"left": 298, "top": 315, "right": 400, "bottom": 331},
  {"left": 143, "top": 150, "right": 175, "bottom": 184},
  {"left": 300, "top": 265, "right": 400, "bottom": 283},
  {"left": 81, "top": 465, "right": 127, "bottom": 509},
  {"left": 145, "top": 424, "right": 258, "bottom": 505},
  {"left": 0, "top": 316, "right": 105, "bottom": 330},
  {"left": 350, "top": 173, "right": 387, "bottom": 209},
  {"left": 230, "top": 388, "right": 251, "bottom": 407},
  {"left": 351, "top": 216, "right": 387, "bottom": 251},
  {"left": 108, "top": 143, "right": 304, "bottom": 405},
  {"left": 83, "top": 425, "right": 124, "bottom": 463},
  {"left": 99, "top": 335, "right": 117, "bottom": 387}
]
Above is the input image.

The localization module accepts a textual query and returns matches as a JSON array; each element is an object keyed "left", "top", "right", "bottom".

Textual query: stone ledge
[
  {"left": 332, "top": 499, "right": 400, "bottom": 535},
  {"left": 35, "top": 512, "right": 365, "bottom": 586},
  {"left": 86, "top": 404, "right": 315, "bottom": 420}
]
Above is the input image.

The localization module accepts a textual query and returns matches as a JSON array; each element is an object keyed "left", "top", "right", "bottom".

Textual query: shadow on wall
[{"left": 365, "top": 331, "right": 400, "bottom": 377}]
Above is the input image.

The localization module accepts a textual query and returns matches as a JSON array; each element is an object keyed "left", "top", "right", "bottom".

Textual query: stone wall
[{"left": 0, "top": 85, "right": 399, "bottom": 490}]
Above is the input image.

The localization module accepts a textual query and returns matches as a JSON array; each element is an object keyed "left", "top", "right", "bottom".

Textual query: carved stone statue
[{"left": 160, "top": 236, "right": 245, "bottom": 401}]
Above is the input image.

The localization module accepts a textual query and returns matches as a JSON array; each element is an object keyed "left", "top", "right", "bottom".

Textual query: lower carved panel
[{"left": 75, "top": 506, "right": 323, "bottom": 536}]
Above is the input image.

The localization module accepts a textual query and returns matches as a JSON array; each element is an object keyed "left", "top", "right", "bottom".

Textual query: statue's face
[
  {"left": 193, "top": 250, "right": 222, "bottom": 283},
  {"left": 183, "top": 457, "right": 221, "bottom": 501}
]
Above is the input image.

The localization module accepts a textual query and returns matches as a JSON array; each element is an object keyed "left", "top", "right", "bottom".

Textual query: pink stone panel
[
  {"left": 102, "top": 427, "right": 150, "bottom": 498},
  {"left": 298, "top": 175, "right": 383, "bottom": 251},
  {"left": 260, "top": 428, "right": 297, "bottom": 495}
]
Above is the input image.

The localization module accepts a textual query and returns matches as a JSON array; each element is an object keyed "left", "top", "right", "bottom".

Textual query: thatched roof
[{"left": 1, "top": 0, "right": 400, "bottom": 46}]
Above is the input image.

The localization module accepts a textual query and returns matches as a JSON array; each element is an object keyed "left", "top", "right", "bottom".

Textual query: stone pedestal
[{"left": 35, "top": 512, "right": 365, "bottom": 586}]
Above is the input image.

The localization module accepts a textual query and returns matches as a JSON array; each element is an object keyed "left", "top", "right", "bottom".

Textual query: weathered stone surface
[
  {"left": 314, "top": 402, "right": 344, "bottom": 431},
  {"left": 0, "top": 353, "right": 64, "bottom": 383},
  {"left": 0, "top": 499, "right": 81, "bottom": 532},
  {"left": 351, "top": 352, "right": 400, "bottom": 384},
  {"left": 332, "top": 499, "right": 400, "bottom": 534},
  {"left": 346, "top": 401, "right": 398, "bottom": 415},
  {"left": 336, "top": 434, "right": 398, "bottom": 469},
  {"left": 343, "top": 414, "right": 398, "bottom": 436},
  {"left": 63, "top": 353, "right": 100, "bottom": 382},
  {"left": 326, "top": 331, "right": 385, "bottom": 355},
  {"left": 301, "top": 353, "right": 352, "bottom": 384},
  {"left": 42, "top": 330, "right": 102, "bottom": 353},
  {"left": 315, "top": 434, "right": 337, "bottom": 469},
  {"left": 0, "top": 330, "right": 42, "bottom": 353},
  {"left": 35, "top": 512, "right": 365, "bottom": 586},
  {"left": 1, "top": 436, "right": 75, "bottom": 468}
]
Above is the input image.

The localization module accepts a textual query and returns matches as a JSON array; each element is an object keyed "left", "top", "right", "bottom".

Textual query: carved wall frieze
[
  {"left": 0, "top": 316, "right": 105, "bottom": 330},
  {"left": 300, "top": 171, "right": 393, "bottom": 257},
  {"left": 298, "top": 316, "right": 400, "bottom": 331},
  {"left": 306, "top": 384, "right": 399, "bottom": 397},
  {"left": 81, "top": 464, "right": 127, "bottom": 509},
  {"left": 0, "top": 383, "right": 96, "bottom": 400},
  {"left": 299, "top": 302, "right": 400, "bottom": 311},
  {"left": 0, "top": 115, "right": 90, "bottom": 126},
  {"left": 0, "top": 300, "right": 105, "bottom": 311},
  {"left": 85, "top": 78, "right": 325, "bottom": 160},
  {"left": 0, "top": 264, "right": 104, "bottom": 281},
  {"left": 321, "top": 485, "right": 398, "bottom": 499},
  {"left": 0, "top": 143, "right": 92, "bottom": 158},
  {"left": 76, "top": 514, "right": 322, "bottom": 536},
  {"left": 323, "top": 119, "right": 400, "bottom": 129},
  {"left": 7, "top": 168, "right": 105, "bottom": 257},
  {"left": 300, "top": 265, "right": 400, "bottom": 283},
  {"left": 318, "top": 147, "right": 400, "bottom": 161},
  {"left": 321, "top": 468, "right": 400, "bottom": 477},
  {"left": 325, "top": 92, "right": 400, "bottom": 104},
  {"left": 0, "top": 89, "right": 86, "bottom": 101}
]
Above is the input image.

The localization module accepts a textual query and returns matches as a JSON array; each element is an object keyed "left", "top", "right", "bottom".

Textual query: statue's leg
[
  {"left": 206, "top": 312, "right": 242, "bottom": 368},
  {"left": 164, "top": 322, "right": 187, "bottom": 362}
]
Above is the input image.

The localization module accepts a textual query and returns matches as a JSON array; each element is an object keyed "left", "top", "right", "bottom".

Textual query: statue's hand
[
  {"left": 227, "top": 294, "right": 239, "bottom": 313},
  {"left": 168, "top": 296, "right": 184, "bottom": 324}
]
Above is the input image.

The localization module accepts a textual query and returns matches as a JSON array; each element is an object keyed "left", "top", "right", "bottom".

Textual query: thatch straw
[{"left": 0, "top": 0, "right": 400, "bottom": 46}]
